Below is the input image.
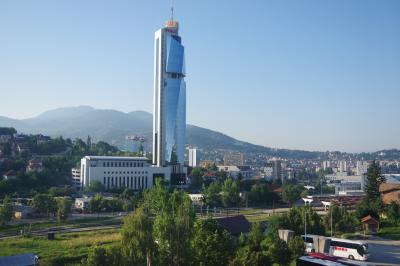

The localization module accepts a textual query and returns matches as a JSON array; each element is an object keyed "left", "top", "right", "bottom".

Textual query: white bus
[
  {"left": 301, "top": 236, "right": 369, "bottom": 261},
  {"left": 330, "top": 238, "right": 369, "bottom": 261}
]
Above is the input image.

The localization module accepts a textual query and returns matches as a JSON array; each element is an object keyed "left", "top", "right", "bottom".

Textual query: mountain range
[{"left": 0, "top": 106, "right": 399, "bottom": 160}]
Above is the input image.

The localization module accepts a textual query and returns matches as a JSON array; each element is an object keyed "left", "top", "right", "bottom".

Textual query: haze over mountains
[{"left": 0, "top": 106, "right": 398, "bottom": 160}]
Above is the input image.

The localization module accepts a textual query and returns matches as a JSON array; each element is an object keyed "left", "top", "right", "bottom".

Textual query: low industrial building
[
  {"left": 80, "top": 156, "right": 171, "bottom": 190},
  {"left": 74, "top": 197, "right": 92, "bottom": 210}
]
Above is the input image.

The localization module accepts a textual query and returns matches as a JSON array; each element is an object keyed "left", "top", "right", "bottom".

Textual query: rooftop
[{"left": 84, "top": 156, "right": 148, "bottom": 161}]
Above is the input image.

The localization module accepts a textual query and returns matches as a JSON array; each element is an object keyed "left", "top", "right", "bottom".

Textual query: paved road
[
  {"left": 337, "top": 237, "right": 400, "bottom": 266},
  {"left": 364, "top": 237, "right": 400, "bottom": 266}
]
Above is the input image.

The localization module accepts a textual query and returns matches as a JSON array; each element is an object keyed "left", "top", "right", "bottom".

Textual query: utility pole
[{"left": 331, "top": 206, "right": 333, "bottom": 237}]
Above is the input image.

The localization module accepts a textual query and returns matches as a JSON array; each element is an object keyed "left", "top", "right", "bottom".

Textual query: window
[
  {"left": 107, "top": 162, "right": 110, "bottom": 167},
  {"left": 134, "top": 162, "right": 137, "bottom": 167},
  {"left": 145, "top": 177, "right": 148, "bottom": 188},
  {"left": 130, "top": 162, "right": 132, "bottom": 167},
  {"left": 103, "top": 162, "right": 105, "bottom": 167},
  {"left": 103, "top": 177, "right": 106, "bottom": 184}
]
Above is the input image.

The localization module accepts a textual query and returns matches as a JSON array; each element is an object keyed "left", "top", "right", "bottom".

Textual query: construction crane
[{"left": 125, "top": 135, "right": 147, "bottom": 155}]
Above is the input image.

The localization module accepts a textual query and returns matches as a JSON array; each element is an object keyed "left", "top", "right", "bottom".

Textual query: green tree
[
  {"left": 266, "top": 238, "right": 291, "bottom": 266},
  {"left": 121, "top": 205, "right": 155, "bottom": 266},
  {"left": 323, "top": 205, "right": 358, "bottom": 235},
  {"left": 0, "top": 196, "right": 13, "bottom": 226},
  {"left": 88, "top": 194, "right": 105, "bottom": 213},
  {"left": 365, "top": 161, "right": 385, "bottom": 201},
  {"left": 221, "top": 178, "right": 240, "bottom": 208},
  {"left": 282, "top": 184, "right": 303, "bottom": 206},
  {"left": 31, "top": 194, "right": 57, "bottom": 216},
  {"left": 355, "top": 198, "right": 381, "bottom": 220},
  {"left": 386, "top": 202, "right": 400, "bottom": 225},
  {"left": 83, "top": 246, "right": 107, "bottom": 266},
  {"left": 190, "top": 168, "right": 204, "bottom": 189},
  {"left": 248, "top": 223, "right": 265, "bottom": 251},
  {"left": 152, "top": 190, "right": 195, "bottom": 266},
  {"left": 83, "top": 245, "right": 124, "bottom": 266},
  {"left": 86, "top": 181, "right": 105, "bottom": 193},
  {"left": 203, "top": 181, "right": 221, "bottom": 207},
  {"left": 229, "top": 246, "right": 270, "bottom": 266},
  {"left": 56, "top": 198, "right": 71, "bottom": 221},
  {"left": 288, "top": 236, "right": 305, "bottom": 261},
  {"left": 192, "top": 219, "right": 234, "bottom": 266}
]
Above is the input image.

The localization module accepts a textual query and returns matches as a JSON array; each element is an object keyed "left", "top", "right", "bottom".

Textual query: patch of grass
[
  {"left": 0, "top": 216, "right": 121, "bottom": 236},
  {"left": 245, "top": 213, "right": 272, "bottom": 223},
  {"left": 0, "top": 229, "right": 121, "bottom": 265},
  {"left": 377, "top": 224, "right": 400, "bottom": 240}
]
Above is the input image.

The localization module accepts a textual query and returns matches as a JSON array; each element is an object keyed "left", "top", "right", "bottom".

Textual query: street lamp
[
  {"left": 322, "top": 201, "right": 333, "bottom": 237},
  {"left": 302, "top": 197, "right": 314, "bottom": 241}
]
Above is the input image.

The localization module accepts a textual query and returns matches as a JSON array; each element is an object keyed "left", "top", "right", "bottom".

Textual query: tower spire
[{"left": 170, "top": 0, "right": 174, "bottom": 21}]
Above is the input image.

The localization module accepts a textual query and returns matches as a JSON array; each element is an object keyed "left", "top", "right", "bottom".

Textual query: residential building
[
  {"left": 218, "top": 165, "right": 252, "bottom": 179},
  {"left": 152, "top": 16, "right": 186, "bottom": 167},
  {"left": 262, "top": 166, "right": 274, "bottom": 180},
  {"left": 71, "top": 168, "right": 81, "bottom": 189},
  {"left": 199, "top": 160, "right": 215, "bottom": 168},
  {"left": 3, "top": 170, "right": 17, "bottom": 180},
  {"left": 356, "top": 161, "right": 369, "bottom": 176},
  {"left": 322, "top": 160, "right": 331, "bottom": 170},
  {"left": 26, "top": 159, "right": 43, "bottom": 173},
  {"left": 188, "top": 148, "right": 197, "bottom": 167},
  {"left": 338, "top": 160, "right": 347, "bottom": 173},
  {"left": 16, "top": 143, "right": 29, "bottom": 154},
  {"left": 272, "top": 159, "right": 283, "bottom": 182},
  {"left": 80, "top": 156, "right": 171, "bottom": 190},
  {"left": 223, "top": 153, "right": 244, "bottom": 166}
]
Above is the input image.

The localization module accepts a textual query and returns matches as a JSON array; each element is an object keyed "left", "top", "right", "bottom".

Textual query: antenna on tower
[{"left": 170, "top": 0, "right": 174, "bottom": 21}]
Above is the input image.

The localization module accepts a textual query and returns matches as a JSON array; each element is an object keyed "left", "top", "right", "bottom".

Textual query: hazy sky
[{"left": 1, "top": 0, "right": 399, "bottom": 152}]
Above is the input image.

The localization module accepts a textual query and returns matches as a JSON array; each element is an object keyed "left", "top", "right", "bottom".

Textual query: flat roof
[{"left": 84, "top": 156, "right": 148, "bottom": 161}]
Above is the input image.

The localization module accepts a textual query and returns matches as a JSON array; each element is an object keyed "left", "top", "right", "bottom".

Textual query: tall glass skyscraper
[{"left": 153, "top": 18, "right": 186, "bottom": 167}]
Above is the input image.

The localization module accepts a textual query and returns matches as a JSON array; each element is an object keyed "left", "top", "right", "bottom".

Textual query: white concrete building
[
  {"left": 71, "top": 168, "right": 81, "bottom": 189},
  {"left": 188, "top": 148, "right": 197, "bottom": 167},
  {"left": 80, "top": 156, "right": 171, "bottom": 190},
  {"left": 188, "top": 194, "right": 203, "bottom": 205},
  {"left": 218, "top": 165, "right": 252, "bottom": 179},
  {"left": 356, "top": 161, "right": 369, "bottom": 176}
]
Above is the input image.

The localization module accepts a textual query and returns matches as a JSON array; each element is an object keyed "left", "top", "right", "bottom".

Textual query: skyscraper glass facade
[{"left": 153, "top": 20, "right": 186, "bottom": 166}]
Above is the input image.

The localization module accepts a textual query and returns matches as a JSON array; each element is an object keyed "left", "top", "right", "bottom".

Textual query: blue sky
[{"left": 0, "top": 0, "right": 399, "bottom": 152}]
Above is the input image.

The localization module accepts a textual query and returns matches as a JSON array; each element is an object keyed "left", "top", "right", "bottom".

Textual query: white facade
[
  {"left": 71, "top": 168, "right": 81, "bottom": 189},
  {"left": 188, "top": 148, "right": 197, "bottom": 167},
  {"left": 80, "top": 156, "right": 171, "bottom": 190},
  {"left": 356, "top": 161, "right": 369, "bottom": 176}
]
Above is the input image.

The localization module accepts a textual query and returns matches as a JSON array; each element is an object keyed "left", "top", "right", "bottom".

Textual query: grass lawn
[
  {"left": 0, "top": 229, "right": 121, "bottom": 265},
  {"left": 0, "top": 216, "right": 121, "bottom": 237},
  {"left": 377, "top": 224, "right": 400, "bottom": 240},
  {"left": 245, "top": 213, "right": 272, "bottom": 223}
]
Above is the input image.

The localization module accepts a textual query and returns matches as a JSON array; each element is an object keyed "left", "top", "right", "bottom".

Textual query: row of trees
[
  {"left": 82, "top": 180, "right": 306, "bottom": 266},
  {"left": 202, "top": 178, "right": 282, "bottom": 208},
  {"left": 30, "top": 194, "right": 72, "bottom": 221}
]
